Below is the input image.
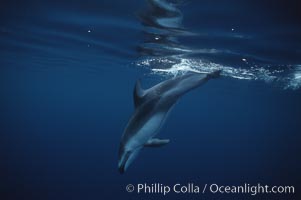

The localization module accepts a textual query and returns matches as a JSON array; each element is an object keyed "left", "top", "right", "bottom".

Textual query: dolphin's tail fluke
[{"left": 207, "top": 70, "right": 222, "bottom": 79}]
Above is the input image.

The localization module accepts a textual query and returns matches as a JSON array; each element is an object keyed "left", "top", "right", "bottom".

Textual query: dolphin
[{"left": 118, "top": 70, "right": 221, "bottom": 173}]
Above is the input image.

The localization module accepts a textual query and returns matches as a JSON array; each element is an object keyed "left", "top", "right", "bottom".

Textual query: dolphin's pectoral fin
[
  {"left": 144, "top": 138, "right": 170, "bottom": 147},
  {"left": 133, "top": 79, "right": 145, "bottom": 108}
]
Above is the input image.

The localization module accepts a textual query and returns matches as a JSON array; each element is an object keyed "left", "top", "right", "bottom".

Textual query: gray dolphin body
[{"left": 118, "top": 70, "right": 221, "bottom": 173}]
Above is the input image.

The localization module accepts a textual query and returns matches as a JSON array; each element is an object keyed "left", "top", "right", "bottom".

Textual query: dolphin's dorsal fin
[
  {"left": 133, "top": 79, "right": 145, "bottom": 108},
  {"left": 144, "top": 138, "right": 170, "bottom": 147}
]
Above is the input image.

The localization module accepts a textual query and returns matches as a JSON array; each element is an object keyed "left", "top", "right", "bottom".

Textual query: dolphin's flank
[{"left": 118, "top": 70, "right": 221, "bottom": 173}]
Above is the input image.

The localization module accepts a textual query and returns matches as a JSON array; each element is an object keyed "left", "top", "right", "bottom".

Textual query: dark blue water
[{"left": 1, "top": 0, "right": 300, "bottom": 199}]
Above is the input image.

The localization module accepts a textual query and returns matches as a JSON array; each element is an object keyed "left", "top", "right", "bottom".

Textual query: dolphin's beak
[
  {"left": 118, "top": 151, "right": 130, "bottom": 174},
  {"left": 118, "top": 148, "right": 141, "bottom": 174},
  {"left": 118, "top": 165, "right": 125, "bottom": 174}
]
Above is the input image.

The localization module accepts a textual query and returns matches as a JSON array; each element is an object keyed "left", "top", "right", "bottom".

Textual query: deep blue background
[{"left": 0, "top": 0, "right": 300, "bottom": 199}]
